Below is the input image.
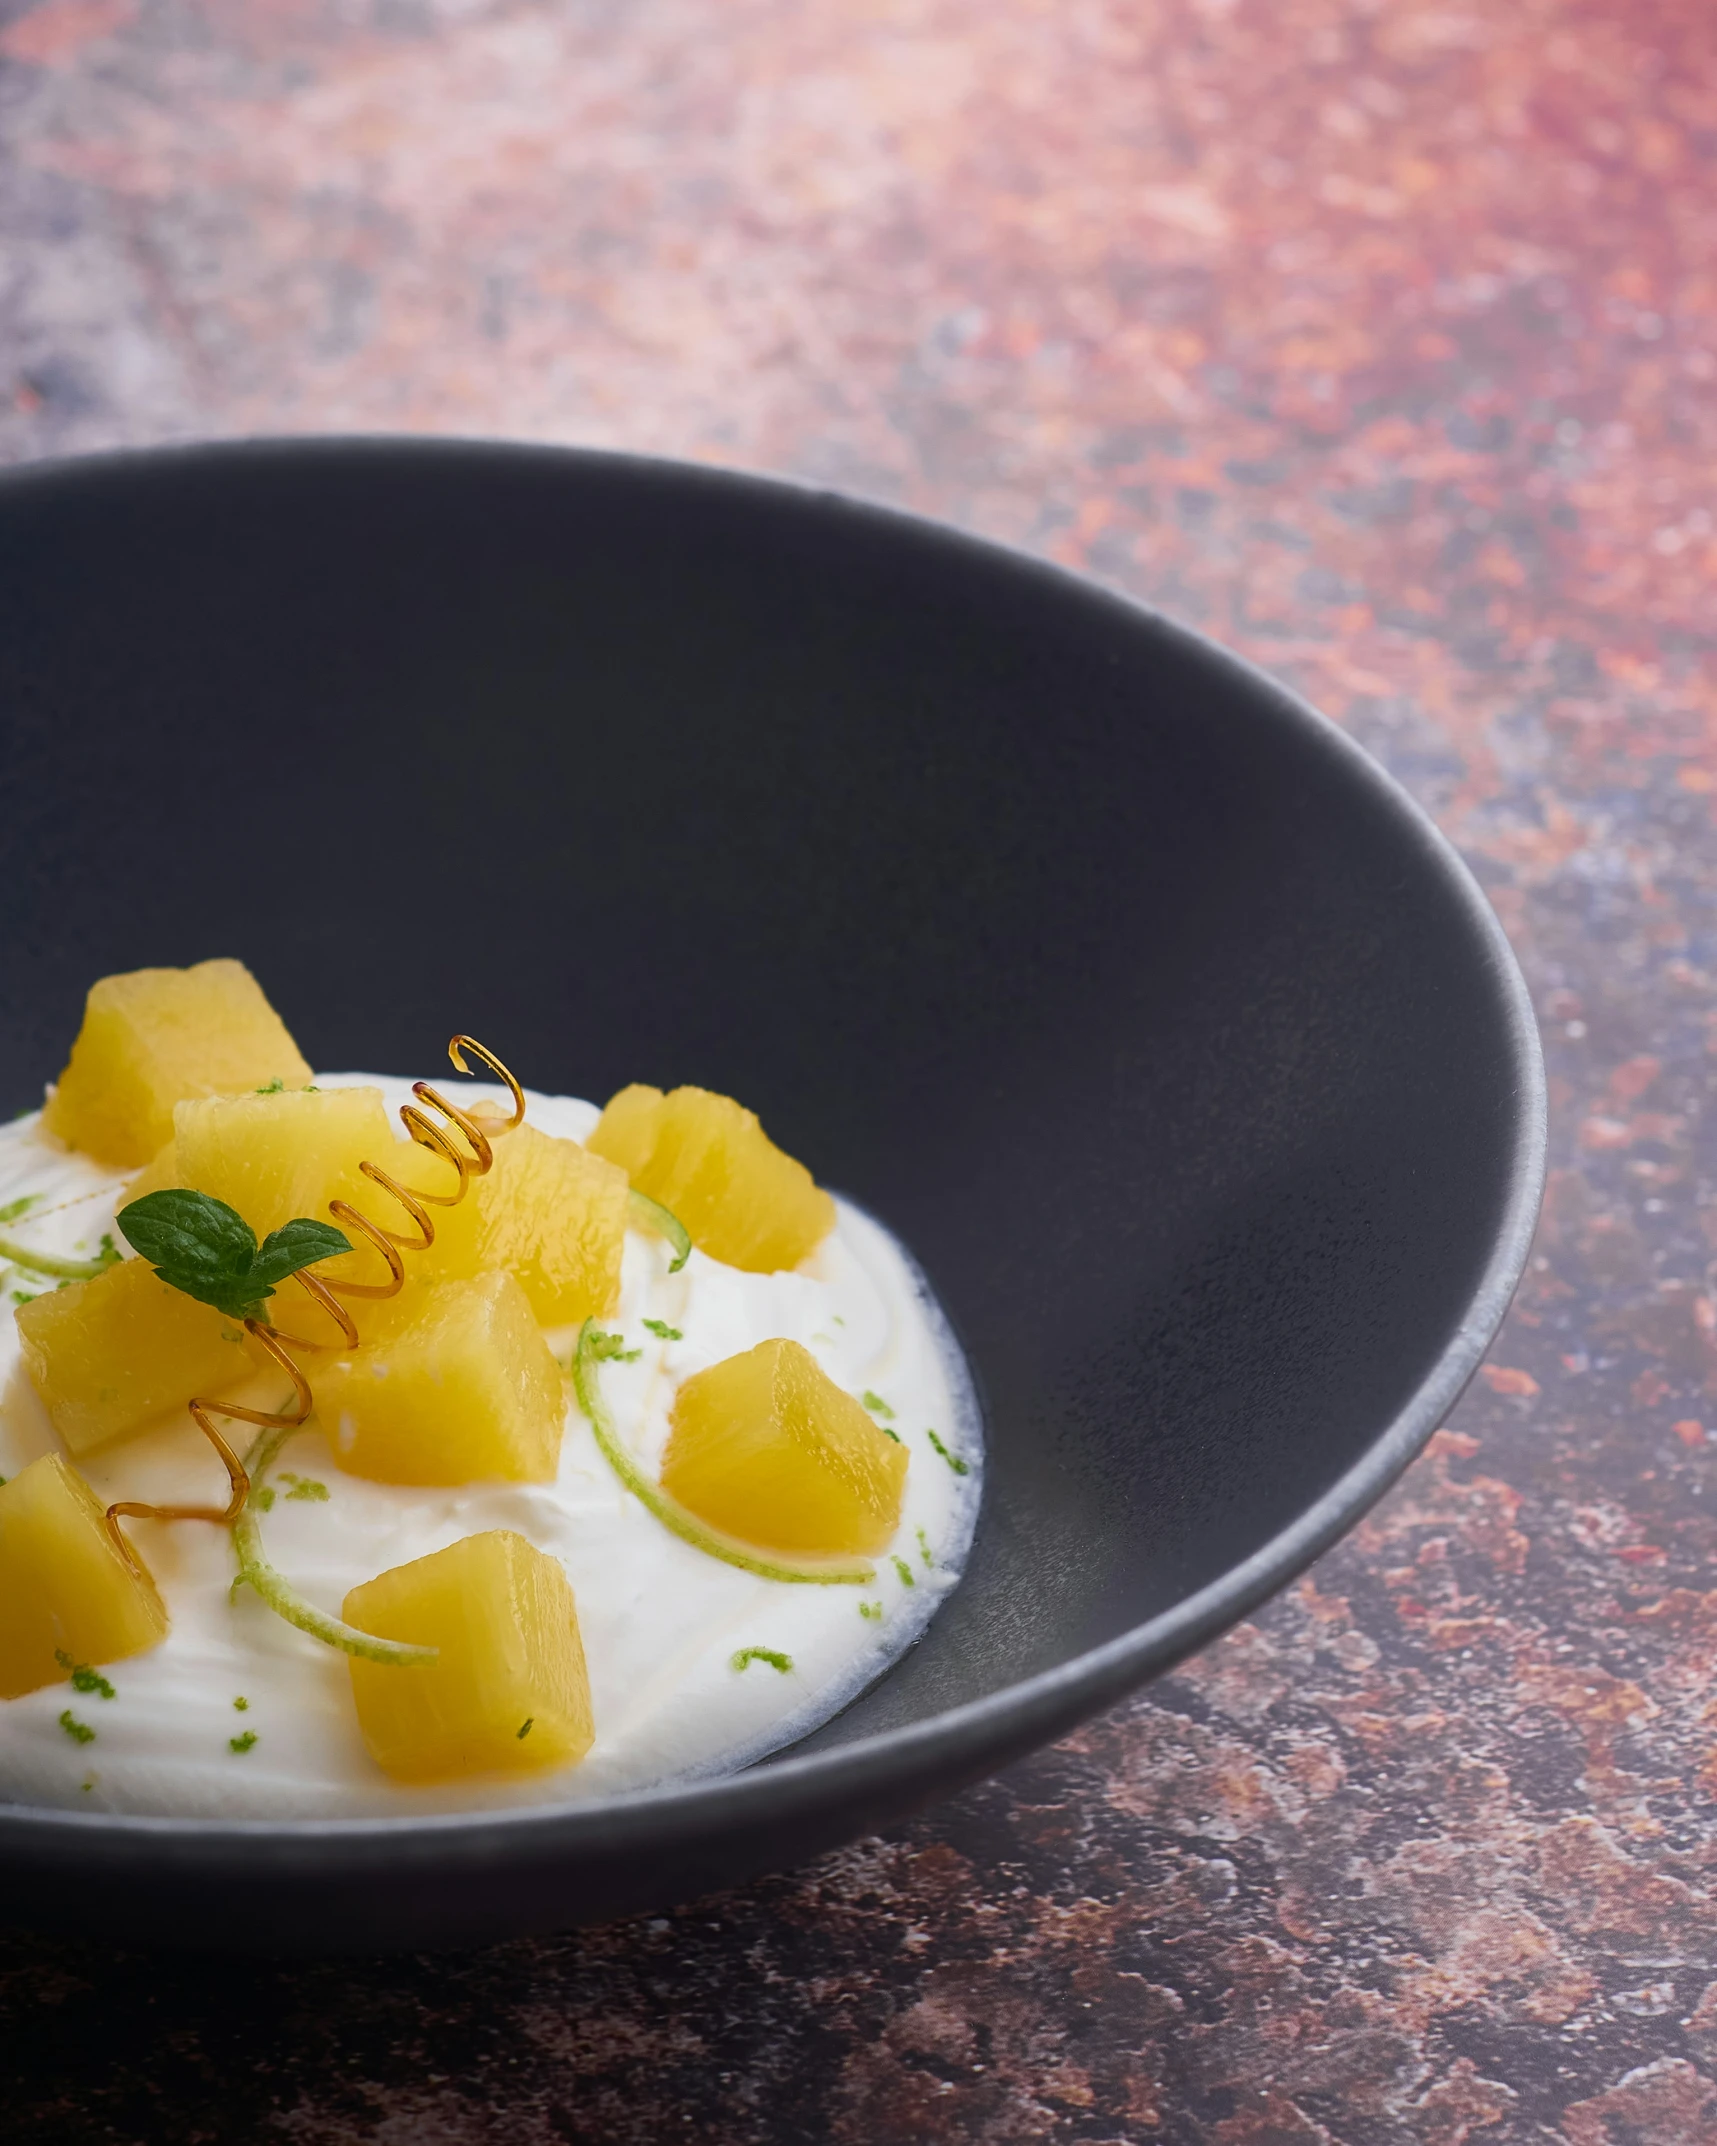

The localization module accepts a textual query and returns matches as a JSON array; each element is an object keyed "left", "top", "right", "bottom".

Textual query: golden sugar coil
[{"left": 103, "top": 1036, "right": 526, "bottom": 1566}]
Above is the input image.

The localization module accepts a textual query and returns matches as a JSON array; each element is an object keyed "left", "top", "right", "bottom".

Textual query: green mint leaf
[
  {"left": 117, "top": 1192, "right": 349, "bottom": 1322},
  {"left": 249, "top": 1218, "right": 352, "bottom": 1291},
  {"left": 117, "top": 1190, "right": 263, "bottom": 1316},
  {"left": 119, "top": 1188, "right": 256, "bottom": 1274}
]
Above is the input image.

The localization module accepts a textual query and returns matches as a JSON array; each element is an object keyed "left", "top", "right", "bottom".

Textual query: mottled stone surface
[{"left": 3, "top": 0, "right": 1717, "bottom": 2138}]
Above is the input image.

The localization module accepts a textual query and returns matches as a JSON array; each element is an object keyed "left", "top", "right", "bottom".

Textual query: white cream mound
[{"left": 0, "top": 1078, "right": 982, "bottom": 1818}]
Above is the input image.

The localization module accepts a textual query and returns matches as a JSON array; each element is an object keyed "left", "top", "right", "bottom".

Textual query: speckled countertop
[{"left": 3, "top": 2, "right": 1716, "bottom": 2139}]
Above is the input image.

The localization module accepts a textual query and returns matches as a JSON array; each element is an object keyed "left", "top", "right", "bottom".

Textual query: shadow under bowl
[{"left": 0, "top": 439, "right": 1544, "bottom": 1952}]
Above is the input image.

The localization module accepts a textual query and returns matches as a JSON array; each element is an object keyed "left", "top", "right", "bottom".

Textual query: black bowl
[{"left": 0, "top": 439, "right": 1544, "bottom": 1952}]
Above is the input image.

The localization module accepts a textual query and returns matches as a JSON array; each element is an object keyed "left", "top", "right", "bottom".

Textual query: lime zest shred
[
  {"left": 892, "top": 1555, "right": 916, "bottom": 1588},
  {"left": 926, "top": 1428, "right": 970, "bottom": 1476},
  {"left": 232, "top": 1424, "right": 437, "bottom": 1668},
  {"left": 628, "top": 1189, "right": 692, "bottom": 1273},
  {"left": 573, "top": 1319, "right": 873, "bottom": 1586},
  {"left": 731, "top": 1647, "right": 793, "bottom": 1674},
  {"left": 55, "top": 1651, "right": 116, "bottom": 1699},
  {"left": 58, "top": 1710, "right": 95, "bottom": 1745},
  {"left": 229, "top": 1731, "right": 258, "bottom": 1755},
  {"left": 0, "top": 1229, "right": 120, "bottom": 1283}
]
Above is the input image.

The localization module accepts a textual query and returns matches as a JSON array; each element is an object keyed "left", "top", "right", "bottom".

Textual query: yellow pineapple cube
[
  {"left": 662, "top": 1337, "right": 908, "bottom": 1556},
  {"left": 16, "top": 1256, "right": 257, "bottom": 1456},
  {"left": 392, "top": 1123, "right": 628, "bottom": 1324},
  {"left": 588, "top": 1084, "right": 834, "bottom": 1272},
  {"left": 0, "top": 1453, "right": 169, "bottom": 1698},
  {"left": 315, "top": 1270, "right": 565, "bottom": 1486},
  {"left": 344, "top": 1530, "right": 593, "bottom": 1783},
  {"left": 125, "top": 1140, "right": 179, "bottom": 1205},
  {"left": 42, "top": 960, "right": 312, "bottom": 1166},
  {"left": 172, "top": 1084, "right": 396, "bottom": 1295}
]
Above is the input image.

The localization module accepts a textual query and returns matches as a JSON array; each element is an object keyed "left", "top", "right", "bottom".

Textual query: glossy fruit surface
[
  {"left": 316, "top": 1269, "right": 564, "bottom": 1485},
  {"left": 16, "top": 1256, "right": 255, "bottom": 1456},
  {"left": 343, "top": 1529, "right": 593, "bottom": 1783},
  {"left": 589, "top": 1084, "right": 833, "bottom": 1273},
  {"left": 663, "top": 1337, "right": 908, "bottom": 1557},
  {"left": 42, "top": 960, "right": 311, "bottom": 1167},
  {"left": 402, "top": 1122, "right": 628, "bottom": 1324},
  {"left": 170, "top": 1084, "right": 399, "bottom": 1301},
  {"left": 0, "top": 1453, "right": 169, "bottom": 1697}
]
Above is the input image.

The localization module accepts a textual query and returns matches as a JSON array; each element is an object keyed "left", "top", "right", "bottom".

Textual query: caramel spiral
[{"left": 104, "top": 1036, "right": 525, "bottom": 1563}]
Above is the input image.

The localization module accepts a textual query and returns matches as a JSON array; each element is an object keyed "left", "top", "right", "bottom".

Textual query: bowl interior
[{"left": 0, "top": 441, "right": 1529, "bottom": 1772}]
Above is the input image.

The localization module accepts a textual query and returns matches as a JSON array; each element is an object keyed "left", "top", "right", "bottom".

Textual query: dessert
[{"left": 0, "top": 963, "right": 980, "bottom": 1815}]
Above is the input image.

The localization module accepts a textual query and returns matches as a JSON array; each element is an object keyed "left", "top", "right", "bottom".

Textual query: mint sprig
[{"left": 117, "top": 1190, "right": 351, "bottom": 1323}]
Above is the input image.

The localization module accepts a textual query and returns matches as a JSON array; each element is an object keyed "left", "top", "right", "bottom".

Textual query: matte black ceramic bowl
[{"left": 0, "top": 440, "right": 1544, "bottom": 1953}]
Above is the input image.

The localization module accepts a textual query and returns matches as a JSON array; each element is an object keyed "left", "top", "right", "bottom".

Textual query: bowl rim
[{"left": 0, "top": 434, "right": 1548, "bottom": 1861}]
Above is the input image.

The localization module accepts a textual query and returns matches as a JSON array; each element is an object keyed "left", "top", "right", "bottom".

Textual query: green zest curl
[
  {"left": 231, "top": 1425, "right": 437, "bottom": 1668},
  {"left": 627, "top": 1189, "right": 692, "bottom": 1273},
  {"left": 573, "top": 1319, "right": 873, "bottom": 1586},
  {"left": 0, "top": 1227, "right": 121, "bottom": 1284},
  {"left": 731, "top": 1647, "right": 793, "bottom": 1674}
]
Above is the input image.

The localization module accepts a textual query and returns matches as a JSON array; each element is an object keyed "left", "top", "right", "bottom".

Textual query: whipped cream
[{"left": 0, "top": 1078, "right": 981, "bottom": 1817}]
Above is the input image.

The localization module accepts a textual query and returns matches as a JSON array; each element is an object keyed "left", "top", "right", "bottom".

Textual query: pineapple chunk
[
  {"left": 392, "top": 1123, "right": 628, "bottom": 1324},
  {"left": 0, "top": 1453, "right": 168, "bottom": 1698},
  {"left": 344, "top": 1530, "right": 593, "bottom": 1783},
  {"left": 172, "top": 1084, "right": 396, "bottom": 1292},
  {"left": 42, "top": 960, "right": 312, "bottom": 1167},
  {"left": 16, "top": 1256, "right": 257, "bottom": 1456},
  {"left": 662, "top": 1338, "right": 908, "bottom": 1556},
  {"left": 588, "top": 1084, "right": 834, "bottom": 1272},
  {"left": 125, "top": 1140, "right": 179, "bottom": 1206},
  {"left": 315, "top": 1270, "right": 565, "bottom": 1485}
]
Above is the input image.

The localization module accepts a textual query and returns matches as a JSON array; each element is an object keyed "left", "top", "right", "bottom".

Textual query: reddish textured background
[{"left": 4, "top": 2, "right": 1717, "bottom": 2140}]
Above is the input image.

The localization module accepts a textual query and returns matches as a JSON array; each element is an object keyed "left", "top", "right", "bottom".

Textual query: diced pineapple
[
  {"left": 125, "top": 1140, "right": 179, "bottom": 1205},
  {"left": 344, "top": 1530, "right": 593, "bottom": 1783},
  {"left": 171, "top": 1084, "right": 396, "bottom": 1294},
  {"left": 662, "top": 1337, "right": 908, "bottom": 1556},
  {"left": 588, "top": 1084, "right": 834, "bottom": 1272},
  {"left": 42, "top": 960, "right": 312, "bottom": 1167},
  {"left": 16, "top": 1256, "right": 257, "bottom": 1456},
  {"left": 0, "top": 1453, "right": 169, "bottom": 1698},
  {"left": 315, "top": 1270, "right": 565, "bottom": 1486},
  {"left": 585, "top": 1083, "right": 665, "bottom": 1180},
  {"left": 390, "top": 1123, "right": 628, "bottom": 1325}
]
